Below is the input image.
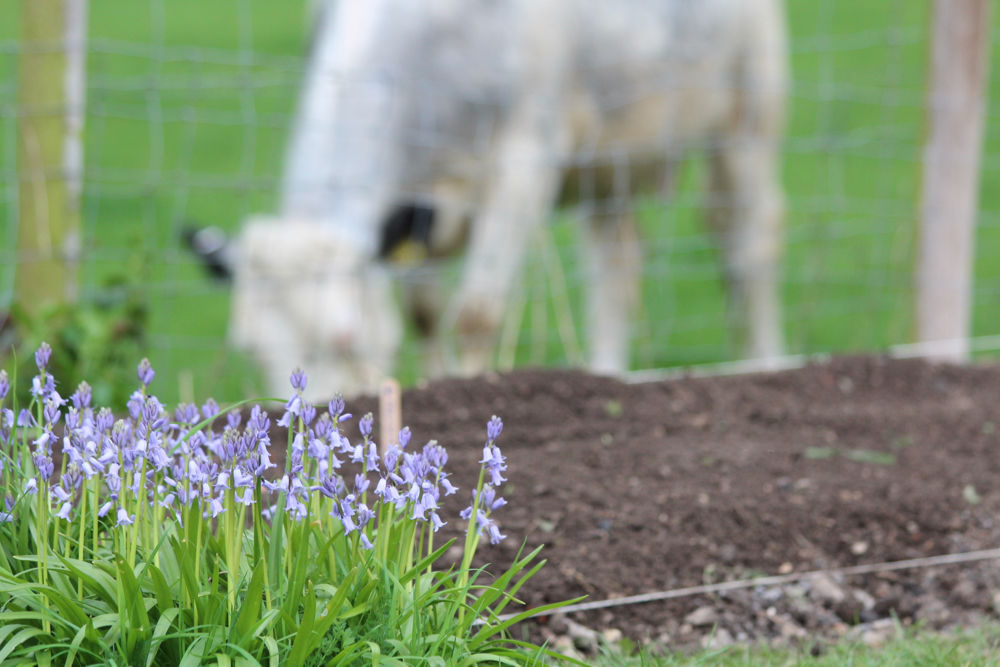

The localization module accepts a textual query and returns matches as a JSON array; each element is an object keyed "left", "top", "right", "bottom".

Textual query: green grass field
[{"left": 2, "top": 1, "right": 999, "bottom": 404}]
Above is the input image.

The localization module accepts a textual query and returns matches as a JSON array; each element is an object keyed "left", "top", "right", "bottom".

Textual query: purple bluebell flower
[
  {"left": 440, "top": 475, "right": 458, "bottom": 496},
  {"left": 23, "top": 478, "right": 38, "bottom": 495},
  {"left": 290, "top": 368, "right": 307, "bottom": 392},
  {"left": 236, "top": 487, "right": 255, "bottom": 506},
  {"left": 71, "top": 381, "right": 91, "bottom": 409},
  {"left": 175, "top": 403, "right": 199, "bottom": 425},
  {"left": 359, "top": 413, "right": 373, "bottom": 438},
  {"left": 55, "top": 502, "right": 72, "bottom": 520},
  {"left": 98, "top": 501, "right": 113, "bottom": 518},
  {"left": 208, "top": 496, "right": 225, "bottom": 518},
  {"left": 95, "top": 407, "right": 114, "bottom": 433},
  {"left": 116, "top": 507, "right": 135, "bottom": 526},
  {"left": 263, "top": 475, "right": 290, "bottom": 494},
  {"left": 359, "top": 533, "right": 374, "bottom": 550},
  {"left": 480, "top": 443, "right": 507, "bottom": 487},
  {"left": 276, "top": 394, "right": 302, "bottom": 428},
  {"left": 398, "top": 426, "right": 411, "bottom": 449},
  {"left": 201, "top": 398, "right": 220, "bottom": 420},
  {"left": 354, "top": 473, "right": 370, "bottom": 494},
  {"left": 17, "top": 409, "right": 36, "bottom": 428},
  {"left": 356, "top": 502, "right": 374, "bottom": 528},
  {"left": 137, "top": 358, "right": 155, "bottom": 387},
  {"left": 35, "top": 342, "right": 52, "bottom": 371},
  {"left": 43, "top": 399, "right": 61, "bottom": 427},
  {"left": 65, "top": 407, "right": 80, "bottom": 431},
  {"left": 481, "top": 484, "right": 507, "bottom": 511},
  {"left": 487, "top": 415, "right": 503, "bottom": 442},
  {"left": 328, "top": 395, "right": 345, "bottom": 418},
  {"left": 301, "top": 404, "right": 316, "bottom": 427},
  {"left": 0, "top": 370, "right": 9, "bottom": 401},
  {"left": 486, "top": 519, "right": 505, "bottom": 544}
]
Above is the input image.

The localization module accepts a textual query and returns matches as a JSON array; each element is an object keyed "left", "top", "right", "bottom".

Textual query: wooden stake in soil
[{"left": 378, "top": 378, "right": 402, "bottom": 457}]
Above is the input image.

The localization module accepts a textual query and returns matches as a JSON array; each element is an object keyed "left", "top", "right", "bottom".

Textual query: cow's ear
[{"left": 378, "top": 203, "right": 436, "bottom": 265}]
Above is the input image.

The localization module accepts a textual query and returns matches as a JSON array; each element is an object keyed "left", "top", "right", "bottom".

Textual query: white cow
[{"left": 231, "top": 0, "right": 788, "bottom": 401}]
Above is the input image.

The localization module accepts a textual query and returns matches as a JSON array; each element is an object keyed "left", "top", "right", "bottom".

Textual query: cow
[{"left": 229, "top": 0, "right": 789, "bottom": 401}]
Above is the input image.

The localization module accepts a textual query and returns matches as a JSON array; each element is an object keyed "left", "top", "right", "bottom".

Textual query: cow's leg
[
  {"left": 582, "top": 212, "right": 641, "bottom": 374},
  {"left": 705, "top": 127, "right": 785, "bottom": 363},
  {"left": 400, "top": 271, "right": 448, "bottom": 378},
  {"left": 449, "top": 116, "right": 566, "bottom": 376},
  {"left": 705, "top": 2, "right": 787, "bottom": 364}
]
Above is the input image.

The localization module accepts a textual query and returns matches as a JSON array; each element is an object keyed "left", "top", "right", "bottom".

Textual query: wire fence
[{"left": 1, "top": 0, "right": 999, "bottom": 404}]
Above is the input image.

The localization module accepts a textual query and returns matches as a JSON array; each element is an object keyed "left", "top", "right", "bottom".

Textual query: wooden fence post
[
  {"left": 915, "top": 0, "right": 991, "bottom": 361},
  {"left": 15, "top": 0, "right": 86, "bottom": 320}
]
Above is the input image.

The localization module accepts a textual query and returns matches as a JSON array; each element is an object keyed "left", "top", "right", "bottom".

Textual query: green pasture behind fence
[{"left": 1, "top": 0, "right": 999, "bottom": 406}]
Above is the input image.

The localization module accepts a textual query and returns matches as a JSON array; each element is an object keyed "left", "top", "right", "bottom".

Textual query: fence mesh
[{"left": 1, "top": 0, "right": 999, "bottom": 404}]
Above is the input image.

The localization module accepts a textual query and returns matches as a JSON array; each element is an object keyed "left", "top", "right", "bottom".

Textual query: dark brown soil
[{"left": 346, "top": 356, "right": 1000, "bottom": 652}]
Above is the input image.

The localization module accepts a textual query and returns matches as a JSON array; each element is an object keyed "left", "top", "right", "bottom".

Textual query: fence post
[
  {"left": 15, "top": 0, "right": 86, "bottom": 321},
  {"left": 915, "top": 0, "right": 991, "bottom": 361}
]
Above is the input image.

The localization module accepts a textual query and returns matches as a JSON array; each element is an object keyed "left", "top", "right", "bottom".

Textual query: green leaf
[
  {"left": 146, "top": 608, "right": 179, "bottom": 667},
  {"left": 843, "top": 449, "right": 896, "bottom": 465},
  {"left": 55, "top": 555, "right": 119, "bottom": 608},
  {"left": 0, "top": 626, "right": 48, "bottom": 664},
  {"left": 115, "top": 555, "right": 152, "bottom": 659},
  {"left": 231, "top": 562, "right": 266, "bottom": 645},
  {"left": 262, "top": 636, "right": 279, "bottom": 667},
  {"left": 804, "top": 446, "right": 837, "bottom": 459},
  {"left": 285, "top": 580, "right": 317, "bottom": 667},
  {"left": 178, "top": 635, "right": 209, "bottom": 667}
]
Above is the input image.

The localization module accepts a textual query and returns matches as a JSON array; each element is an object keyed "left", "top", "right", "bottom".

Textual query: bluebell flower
[
  {"left": 480, "top": 443, "right": 507, "bottom": 486},
  {"left": 359, "top": 533, "right": 374, "bottom": 550},
  {"left": 35, "top": 342, "right": 52, "bottom": 371},
  {"left": 359, "top": 413, "right": 373, "bottom": 438},
  {"left": 290, "top": 368, "right": 307, "bottom": 392},
  {"left": 137, "top": 358, "right": 155, "bottom": 387},
  {"left": 328, "top": 395, "right": 345, "bottom": 418},
  {"left": 17, "top": 409, "right": 36, "bottom": 428},
  {"left": 398, "top": 426, "right": 411, "bottom": 450},
  {"left": 116, "top": 507, "right": 135, "bottom": 526},
  {"left": 95, "top": 407, "right": 114, "bottom": 433},
  {"left": 277, "top": 395, "right": 302, "bottom": 428},
  {"left": 71, "top": 381, "right": 91, "bottom": 409},
  {"left": 55, "top": 502, "right": 72, "bottom": 520},
  {"left": 439, "top": 475, "right": 458, "bottom": 496},
  {"left": 487, "top": 415, "right": 503, "bottom": 442},
  {"left": 354, "top": 473, "right": 370, "bottom": 494},
  {"left": 356, "top": 502, "right": 374, "bottom": 528},
  {"left": 301, "top": 404, "right": 316, "bottom": 427},
  {"left": 0, "top": 370, "right": 9, "bottom": 401},
  {"left": 208, "top": 496, "right": 225, "bottom": 518},
  {"left": 201, "top": 398, "right": 220, "bottom": 420},
  {"left": 481, "top": 484, "right": 507, "bottom": 511}
]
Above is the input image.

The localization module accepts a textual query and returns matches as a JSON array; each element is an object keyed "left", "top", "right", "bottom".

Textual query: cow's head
[{"left": 229, "top": 217, "right": 403, "bottom": 401}]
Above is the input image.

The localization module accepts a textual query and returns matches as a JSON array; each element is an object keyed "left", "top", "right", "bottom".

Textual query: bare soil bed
[{"left": 346, "top": 356, "right": 1000, "bottom": 653}]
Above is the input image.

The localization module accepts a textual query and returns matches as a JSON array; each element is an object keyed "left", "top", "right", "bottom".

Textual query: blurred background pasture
[{"left": 1, "top": 0, "right": 999, "bottom": 405}]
